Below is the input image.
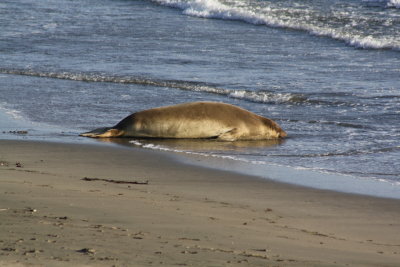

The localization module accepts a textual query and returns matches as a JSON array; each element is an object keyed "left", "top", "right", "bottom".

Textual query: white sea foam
[
  {"left": 129, "top": 140, "right": 240, "bottom": 160},
  {"left": 0, "top": 103, "right": 23, "bottom": 120},
  {"left": 387, "top": 0, "right": 400, "bottom": 8},
  {"left": 43, "top": 23, "right": 58, "bottom": 30},
  {"left": 363, "top": 0, "right": 400, "bottom": 7},
  {"left": 152, "top": 0, "right": 400, "bottom": 50},
  {"left": 228, "top": 90, "right": 304, "bottom": 104}
]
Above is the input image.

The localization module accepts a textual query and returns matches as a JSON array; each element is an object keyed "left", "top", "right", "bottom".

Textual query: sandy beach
[{"left": 0, "top": 140, "right": 400, "bottom": 267}]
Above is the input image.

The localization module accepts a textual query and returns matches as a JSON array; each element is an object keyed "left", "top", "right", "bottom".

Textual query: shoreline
[
  {"left": 1, "top": 139, "right": 400, "bottom": 266},
  {"left": 83, "top": 137, "right": 400, "bottom": 200},
  {"left": 2, "top": 105, "right": 400, "bottom": 200}
]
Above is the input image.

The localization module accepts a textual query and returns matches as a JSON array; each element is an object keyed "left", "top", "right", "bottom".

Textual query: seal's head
[{"left": 79, "top": 127, "right": 125, "bottom": 138}]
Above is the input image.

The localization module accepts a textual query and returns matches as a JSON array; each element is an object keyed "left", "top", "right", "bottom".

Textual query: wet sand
[{"left": 1, "top": 140, "right": 400, "bottom": 266}]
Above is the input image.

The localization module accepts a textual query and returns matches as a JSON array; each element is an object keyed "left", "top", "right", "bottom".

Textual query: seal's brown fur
[{"left": 80, "top": 102, "right": 286, "bottom": 141}]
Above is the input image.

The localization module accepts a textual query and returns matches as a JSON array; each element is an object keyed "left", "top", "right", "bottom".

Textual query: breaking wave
[
  {"left": 388, "top": 0, "right": 400, "bottom": 8},
  {"left": 0, "top": 68, "right": 306, "bottom": 105},
  {"left": 151, "top": 0, "right": 400, "bottom": 50}
]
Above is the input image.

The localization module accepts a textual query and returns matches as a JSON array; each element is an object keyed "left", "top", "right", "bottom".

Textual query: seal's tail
[{"left": 79, "top": 127, "right": 124, "bottom": 138}]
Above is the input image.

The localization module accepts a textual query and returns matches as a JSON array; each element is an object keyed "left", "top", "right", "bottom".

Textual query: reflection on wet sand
[{"left": 94, "top": 137, "right": 285, "bottom": 152}]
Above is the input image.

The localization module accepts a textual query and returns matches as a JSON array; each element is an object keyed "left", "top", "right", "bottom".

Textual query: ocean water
[{"left": 1, "top": 0, "right": 399, "bottom": 198}]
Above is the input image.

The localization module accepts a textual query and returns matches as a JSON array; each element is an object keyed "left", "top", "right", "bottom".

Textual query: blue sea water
[{"left": 1, "top": 0, "right": 399, "bottom": 198}]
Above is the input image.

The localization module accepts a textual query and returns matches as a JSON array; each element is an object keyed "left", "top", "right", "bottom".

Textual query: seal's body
[{"left": 80, "top": 102, "right": 286, "bottom": 141}]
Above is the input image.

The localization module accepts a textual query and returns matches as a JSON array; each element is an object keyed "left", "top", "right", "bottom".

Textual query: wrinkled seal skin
[{"left": 80, "top": 102, "right": 287, "bottom": 141}]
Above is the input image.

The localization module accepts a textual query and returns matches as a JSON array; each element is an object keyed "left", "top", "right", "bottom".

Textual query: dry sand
[{"left": 0, "top": 140, "right": 399, "bottom": 267}]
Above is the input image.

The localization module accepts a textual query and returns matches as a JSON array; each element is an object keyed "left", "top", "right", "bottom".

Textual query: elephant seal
[{"left": 80, "top": 102, "right": 287, "bottom": 141}]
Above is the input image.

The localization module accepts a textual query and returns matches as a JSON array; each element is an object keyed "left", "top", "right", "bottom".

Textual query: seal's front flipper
[
  {"left": 80, "top": 127, "right": 124, "bottom": 138},
  {"left": 217, "top": 128, "right": 239, "bottom": 141}
]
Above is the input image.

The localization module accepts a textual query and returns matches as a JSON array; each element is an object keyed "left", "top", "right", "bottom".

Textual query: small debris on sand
[
  {"left": 76, "top": 248, "right": 96, "bottom": 255},
  {"left": 82, "top": 177, "right": 148, "bottom": 185},
  {"left": 24, "top": 207, "right": 37, "bottom": 213}
]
